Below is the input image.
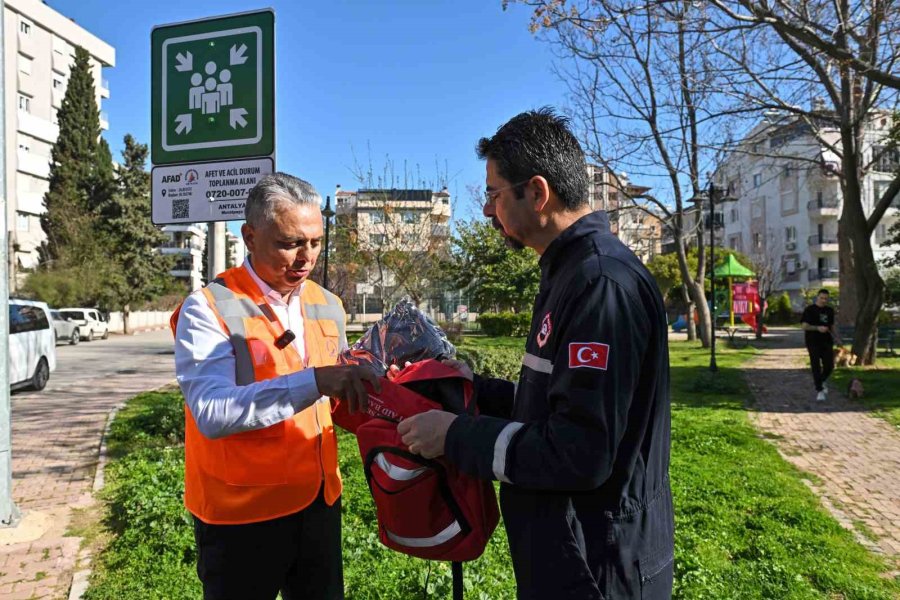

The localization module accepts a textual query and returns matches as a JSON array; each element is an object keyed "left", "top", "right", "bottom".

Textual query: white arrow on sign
[
  {"left": 229, "top": 108, "right": 248, "bottom": 129},
  {"left": 175, "top": 113, "right": 192, "bottom": 135},
  {"left": 230, "top": 43, "right": 248, "bottom": 65},
  {"left": 175, "top": 51, "right": 193, "bottom": 72}
]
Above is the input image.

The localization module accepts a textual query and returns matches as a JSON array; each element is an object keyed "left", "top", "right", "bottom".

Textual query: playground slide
[{"left": 741, "top": 312, "right": 768, "bottom": 333}]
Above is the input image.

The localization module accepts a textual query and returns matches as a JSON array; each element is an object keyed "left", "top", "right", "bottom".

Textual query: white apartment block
[
  {"left": 719, "top": 112, "right": 900, "bottom": 303},
  {"left": 225, "top": 229, "right": 246, "bottom": 268},
  {"left": 160, "top": 223, "right": 206, "bottom": 291},
  {"left": 334, "top": 185, "right": 451, "bottom": 310},
  {"left": 335, "top": 186, "right": 451, "bottom": 252},
  {"left": 3, "top": 0, "right": 114, "bottom": 288}
]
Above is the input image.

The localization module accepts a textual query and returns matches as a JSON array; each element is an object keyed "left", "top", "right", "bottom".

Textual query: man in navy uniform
[{"left": 399, "top": 108, "right": 673, "bottom": 599}]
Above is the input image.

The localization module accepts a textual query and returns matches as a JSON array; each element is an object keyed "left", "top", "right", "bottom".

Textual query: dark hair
[
  {"left": 817, "top": 288, "right": 830, "bottom": 296},
  {"left": 476, "top": 107, "right": 589, "bottom": 210}
]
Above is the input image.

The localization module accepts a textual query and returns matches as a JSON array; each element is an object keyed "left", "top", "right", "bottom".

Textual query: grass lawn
[
  {"left": 830, "top": 355, "right": 900, "bottom": 429},
  {"left": 82, "top": 337, "right": 899, "bottom": 599}
]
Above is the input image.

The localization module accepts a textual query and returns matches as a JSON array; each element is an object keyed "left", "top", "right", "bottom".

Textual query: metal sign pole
[{"left": 0, "top": 5, "right": 21, "bottom": 528}]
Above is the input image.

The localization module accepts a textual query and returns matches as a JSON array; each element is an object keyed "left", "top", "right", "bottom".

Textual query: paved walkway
[
  {"left": 0, "top": 332, "right": 175, "bottom": 600},
  {"left": 743, "top": 330, "right": 900, "bottom": 571}
]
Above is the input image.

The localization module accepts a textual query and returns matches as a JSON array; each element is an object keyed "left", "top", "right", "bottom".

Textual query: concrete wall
[{"left": 107, "top": 310, "right": 172, "bottom": 334}]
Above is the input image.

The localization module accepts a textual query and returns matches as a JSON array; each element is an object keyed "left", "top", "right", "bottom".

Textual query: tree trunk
[
  {"left": 683, "top": 283, "right": 697, "bottom": 341},
  {"left": 756, "top": 307, "right": 764, "bottom": 339},
  {"left": 123, "top": 304, "right": 131, "bottom": 336},
  {"left": 838, "top": 218, "right": 883, "bottom": 365},
  {"left": 688, "top": 280, "right": 712, "bottom": 347}
]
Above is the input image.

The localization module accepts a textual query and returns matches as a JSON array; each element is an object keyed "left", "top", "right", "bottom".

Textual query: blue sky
[{"left": 48, "top": 0, "right": 570, "bottom": 229}]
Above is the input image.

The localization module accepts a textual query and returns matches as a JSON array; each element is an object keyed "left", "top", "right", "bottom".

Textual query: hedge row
[{"left": 477, "top": 312, "right": 531, "bottom": 337}]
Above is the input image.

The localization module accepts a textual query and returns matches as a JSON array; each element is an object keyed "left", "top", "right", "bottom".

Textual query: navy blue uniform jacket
[{"left": 445, "top": 211, "right": 674, "bottom": 599}]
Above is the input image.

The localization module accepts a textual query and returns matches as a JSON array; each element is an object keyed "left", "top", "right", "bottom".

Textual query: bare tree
[
  {"left": 510, "top": 0, "right": 752, "bottom": 347},
  {"left": 705, "top": 0, "right": 900, "bottom": 363},
  {"left": 749, "top": 228, "right": 786, "bottom": 338},
  {"left": 338, "top": 151, "right": 456, "bottom": 313}
]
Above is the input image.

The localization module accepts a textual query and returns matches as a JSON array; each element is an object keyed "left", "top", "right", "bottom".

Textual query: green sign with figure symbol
[{"left": 151, "top": 10, "right": 274, "bottom": 164}]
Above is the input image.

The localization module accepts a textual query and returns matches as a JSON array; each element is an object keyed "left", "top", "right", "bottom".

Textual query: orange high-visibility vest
[{"left": 170, "top": 265, "right": 346, "bottom": 524}]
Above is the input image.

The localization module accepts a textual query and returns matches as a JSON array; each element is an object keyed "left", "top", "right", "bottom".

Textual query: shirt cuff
[{"left": 286, "top": 368, "right": 323, "bottom": 412}]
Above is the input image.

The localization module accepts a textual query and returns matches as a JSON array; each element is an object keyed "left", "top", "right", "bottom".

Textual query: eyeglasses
[{"left": 483, "top": 179, "right": 532, "bottom": 206}]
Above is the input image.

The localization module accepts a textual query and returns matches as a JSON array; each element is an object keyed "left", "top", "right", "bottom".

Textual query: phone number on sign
[{"left": 206, "top": 189, "right": 248, "bottom": 199}]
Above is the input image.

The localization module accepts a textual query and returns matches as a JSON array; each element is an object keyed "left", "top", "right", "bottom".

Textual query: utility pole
[
  {"left": 0, "top": 5, "right": 21, "bottom": 527},
  {"left": 207, "top": 222, "right": 227, "bottom": 281}
]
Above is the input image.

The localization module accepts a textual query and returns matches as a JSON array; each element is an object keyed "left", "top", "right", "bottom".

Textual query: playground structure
[{"left": 672, "top": 255, "right": 767, "bottom": 334}]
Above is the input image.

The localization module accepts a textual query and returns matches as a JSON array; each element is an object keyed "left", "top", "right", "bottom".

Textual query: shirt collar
[
  {"left": 243, "top": 258, "right": 303, "bottom": 305},
  {"left": 538, "top": 211, "right": 611, "bottom": 284}
]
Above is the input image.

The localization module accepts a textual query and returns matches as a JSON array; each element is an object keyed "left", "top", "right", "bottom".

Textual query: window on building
[
  {"left": 370, "top": 210, "right": 385, "bottom": 224},
  {"left": 401, "top": 234, "right": 417, "bottom": 245},
  {"left": 785, "top": 226, "right": 797, "bottom": 243},
  {"left": 16, "top": 212, "right": 30, "bottom": 232},
  {"left": 873, "top": 145, "right": 900, "bottom": 173},
  {"left": 369, "top": 234, "right": 387, "bottom": 246},
  {"left": 783, "top": 165, "right": 791, "bottom": 178},
  {"left": 51, "top": 108, "right": 59, "bottom": 125},
  {"left": 53, "top": 76, "right": 65, "bottom": 90},
  {"left": 401, "top": 211, "right": 417, "bottom": 224},
  {"left": 753, "top": 232, "right": 762, "bottom": 249},
  {"left": 752, "top": 200, "right": 764, "bottom": 218},
  {"left": 729, "top": 207, "right": 739, "bottom": 223},
  {"left": 19, "top": 19, "right": 31, "bottom": 35},
  {"left": 18, "top": 54, "right": 32, "bottom": 75},
  {"left": 874, "top": 181, "right": 900, "bottom": 209},
  {"left": 876, "top": 224, "right": 889, "bottom": 243},
  {"left": 17, "top": 94, "right": 31, "bottom": 113},
  {"left": 753, "top": 173, "right": 763, "bottom": 188}
]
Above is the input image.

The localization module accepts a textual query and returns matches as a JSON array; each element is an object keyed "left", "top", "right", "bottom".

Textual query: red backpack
[{"left": 333, "top": 359, "right": 500, "bottom": 563}]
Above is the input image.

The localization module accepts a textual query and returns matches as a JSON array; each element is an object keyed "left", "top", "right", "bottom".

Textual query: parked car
[
  {"left": 59, "top": 308, "right": 110, "bottom": 341},
  {"left": 9, "top": 299, "right": 57, "bottom": 391},
  {"left": 50, "top": 310, "right": 81, "bottom": 345}
]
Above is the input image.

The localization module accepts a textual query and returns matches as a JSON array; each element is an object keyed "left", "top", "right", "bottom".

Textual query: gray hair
[{"left": 245, "top": 172, "right": 322, "bottom": 226}]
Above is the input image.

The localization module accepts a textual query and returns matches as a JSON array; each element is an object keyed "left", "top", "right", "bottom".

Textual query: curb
[{"left": 67, "top": 379, "right": 177, "bottom": 600}]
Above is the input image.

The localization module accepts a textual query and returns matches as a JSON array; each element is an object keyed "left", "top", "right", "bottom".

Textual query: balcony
[
  {"left": 17, "top": 112, "right": 59, "bottom": 143},
  {"left": 808, "top": 268, "right": 839, "bottom": 286},
  {"left": 807, "top": 197, "right": 840, "bottom": 218},
  {"left": 100, "top": 111, "right": 109, "bottom": 131},
  {"left": 17, "top": 71, "right": 38, "bottom": 98},
  {"left": 100, "top": 78, "right": 110, "bottom": 98},
  {"left": 431, "top": 224, "right": 450, "bottom": 238},
  {"left": 808, "top": 234, "right": 839, "bottom": 253},
  {"left": 16, "top": 151, "right": 51, "bottom": 179}
]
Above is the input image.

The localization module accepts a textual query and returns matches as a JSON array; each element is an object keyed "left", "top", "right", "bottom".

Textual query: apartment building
[
  {"left": 719, "top": 111, "right": 900, "bottom": 303},
  {"left": 225, "top": 229, "right": 246, "bottom": 268},
  {"left": 586, "top": 163, "right": 664, "bottom": 262},
  {"left": 160, "top": 223, "right": 206, "bottom": 291},
  {"left": 3, "top": 0, "right": 114, "bottom": 288},
  {"left": 334, "top": 185, "right": 451, "bottom": 311}
]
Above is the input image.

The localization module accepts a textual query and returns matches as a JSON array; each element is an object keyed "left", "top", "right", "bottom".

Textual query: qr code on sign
[{"left": 172, "top": 198, "right": 189, "bottom": 220}]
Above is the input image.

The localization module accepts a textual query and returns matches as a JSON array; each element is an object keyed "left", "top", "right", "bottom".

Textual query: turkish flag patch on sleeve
[{"left": 569, "top": 342, "right": 610, "bottom": 370}]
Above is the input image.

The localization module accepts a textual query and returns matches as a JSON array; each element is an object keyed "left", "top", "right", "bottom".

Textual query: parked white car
[
  {"left": 9, "top": 299, "right": 57, "bottom": 391},
  {"left": 50, "top": 310, "right": 81, "bottom": 345},
  {"left": 59, "top": 308, "right": 110, "bottom": 341}
]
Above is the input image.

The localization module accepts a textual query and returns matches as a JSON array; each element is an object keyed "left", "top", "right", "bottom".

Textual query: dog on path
[
  {"left": 833, "top": 346, "right": 856, "bottom": 368},
  {"left": 847, "top": 377, "right": 864, "bottom": 399}
]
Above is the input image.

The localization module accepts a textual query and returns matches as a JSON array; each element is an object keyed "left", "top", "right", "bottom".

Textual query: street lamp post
[
  {"left": 691, "top": 180, "right": 736, "bottom": 372},
  {"left": 322, "top": 195, "right": 335, "bottom": 291}
]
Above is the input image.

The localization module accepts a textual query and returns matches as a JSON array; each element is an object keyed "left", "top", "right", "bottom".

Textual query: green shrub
[
  {"left": 456, "top": 345, "right": 522, "bottom": 380},
  {"left": 766, "top": 292, "right": 794, "bottom": 325},
  {"left": 477, "top": 312, "right": 530, "bottom": 337}
]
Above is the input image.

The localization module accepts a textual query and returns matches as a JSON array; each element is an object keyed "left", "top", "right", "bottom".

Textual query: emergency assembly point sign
[{"left": 151, "top": 10, "right": 274, "bottom": 164}]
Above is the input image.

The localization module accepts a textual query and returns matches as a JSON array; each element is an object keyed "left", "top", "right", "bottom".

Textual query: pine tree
[
  {"left": 103, "top": 135, "right": 176, "bottom": 332},
  {"left": 40, "top": 46, "right": 102, "bottom": 263}
]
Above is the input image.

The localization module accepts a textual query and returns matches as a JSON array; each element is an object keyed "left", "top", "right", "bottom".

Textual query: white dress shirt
[{"left": 174, "top": 259, "right": 324, "bottom": 440}]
